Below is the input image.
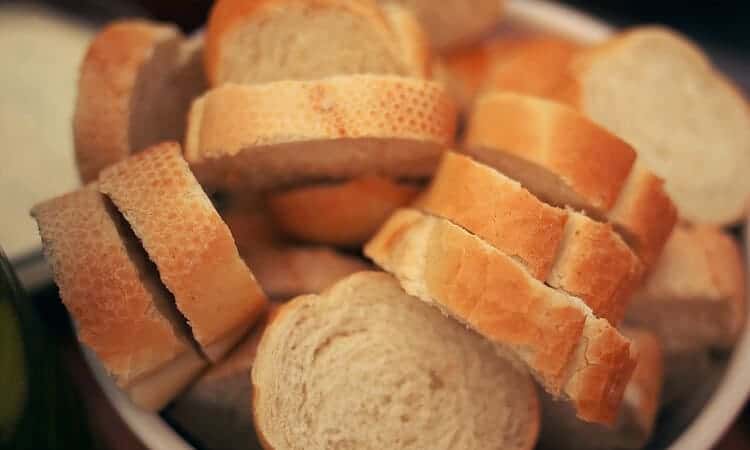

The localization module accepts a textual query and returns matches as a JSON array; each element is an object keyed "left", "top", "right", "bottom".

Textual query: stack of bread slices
[{"left": 31, "top": 0, "right": 750, "bottom": 449}]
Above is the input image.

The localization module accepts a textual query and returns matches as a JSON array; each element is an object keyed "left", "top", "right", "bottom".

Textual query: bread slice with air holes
[
  {"left": 267, "top": 175, "right": 420, "bottom": 248},
  {"left": 204, "top": 0, "right": 407, "bottom": 86},
  {"left": 98, "top": 142, "right": 268, "bottom": 362},
  {"left": 185, "top": 75, "right": 456, "bottom": 192},
  {"left": 377, "top": 0, "right": 504, "bottom": 51},
  {"left": 417, "top": 151, "right": 642, "bottom": 324},
  {"left": 381, "top": 2, "right": 432, "bottom": 78},
  {"left": 31, "top": 187, "right": 206, "bottom": 411},
  {"left": 556, "top": 26, "right": 750, "bottom": 225},
  {"left": 464, "top": 91, "right": 678, "bottom": 268},
  {"left": 538, "top": 327, "right": 663, "bottom": 450},
  {"left": 252, "top": 271, "right": 540, "bottom": 450},
  {"left": 74, "top": 19, "right": 206, "bottom": 183},
  {"left": 365, "top": 209, "right": 636, "bottom": 424}
]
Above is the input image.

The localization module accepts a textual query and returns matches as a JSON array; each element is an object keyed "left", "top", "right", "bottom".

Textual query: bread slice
[
  {"left": 31, "top": 187, "right": 206, "bottom": 409},
  {"left": 538, "top": 327, "right": 663, "bottom": 450},
  {"left": 377, "top": 0, "right": 504, "bottom": 51},
  {"left": 625, "top": 225, "right": 746, "bottom": 353},
  {"left": 417, "top": 152, "right": 641, "bottom": 323},
  {"left": 74, "top": 20, "right": 206, "bottom": 183},
  {"left": 204, "top": 0, "right": 407, "bottom": 86},
  {"left": 365, "top": 209, "right": 636, "bottom": 424},
  {"left": 267, "top": 175, "right": 420, "bottom": 247},
  {"left": 381, "top": 2, "right": 432, "bottom": 78},
  {"left": 252, "top": 271, "right": 540, "bottom": 450},
  {"left": 464, "top": 92, "right": 677, "bottom": 267},
  {"left": 558, "top": 26, "right": 750, "bottom": 225},
  {"left": 185, "top": 76, "right": 456, "bottom": 192},
  {"left": 98, "top": 142, "right": 268, "bottom": 362}
]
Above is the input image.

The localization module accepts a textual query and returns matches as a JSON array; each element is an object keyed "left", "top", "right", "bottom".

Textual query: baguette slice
[
  {"left": 365, "top": 209, "right": 636, "bottom": 424},
  {"left": 267, "top": 175, "right": 420, "bottom": 247},
  {"left": 464, "top": 92, "right": 677, "bottom": 267},
  {"left": 418, "top": 152, "right": 641, "bottom": 323},
  {"left": 185, "top": 76, "right": 456, "bottom": 192},
  {"left": 74, "top": 20, "right": 205, "bottom": 183},
  {"left": 204, "top": 0, "right": 406, "bottom": 86},
  {"left": 382, "top": 2, "right": 432, "bottom": 78},
  {"left": 31, "top": 187, "right": 206, "bottom": 409},
  {"left": 626, "top": 225, "right": 746, "bottom": 353},
  {"left": 252, "top": 271, "right": 540, "bottom": 450},
  {"left": 557, "top": 26, "right": 750, "bottom": 225},
  {"left": 377, "top": 0, "right": 504, "bottom": 51},
  {"left": 538, "top": 327, "right": 663, "bottom": 450},
  {"left": 98, "top": 142, "right": 268, "bottom": 362}
]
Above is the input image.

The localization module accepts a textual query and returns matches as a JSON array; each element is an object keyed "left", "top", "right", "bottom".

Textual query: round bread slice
[
  {"left": 31, "top": 187, "right": 206, "bottom": 409},
  {"left": 417, "top": 152, "right": 642, "bottom": 323},
  {"left": 267, "top": 175, "right": 420, "bottom": 247},
  {"left": 97, "top": 142, "right": 268, "bottom": 362},
  {"left": 74, "top": 20, "right": 206, "bottom": 183},
  {"left": 185, "top": 75, "right": 456, "bottom": 192},
  {"left": 252, "top": 271, "right": 540, "bottom": 450},
  {"left": 365, "top": 209, "right": 636, "bottom": 424},
  {"left": 204, "top": 0, "right": 407, "bottom": 86},
  {"left": 464, "top": 92, "right": 677, "bottom": 267},
  {"left": 558, "top": 26, "right": 750, "bottom": 225}
]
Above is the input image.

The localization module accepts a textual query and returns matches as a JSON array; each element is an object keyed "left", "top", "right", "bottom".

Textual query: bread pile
[{"left": 30, "top": 0, "right": 749, "bottom": 449}]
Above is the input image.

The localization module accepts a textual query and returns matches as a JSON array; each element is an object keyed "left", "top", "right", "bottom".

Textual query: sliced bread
[
  {"left": 185, "top": 76, "right": 456, "bottom": 192},
  {"left": 31, "top": 187, "right": 206, "bottom": 410},
  {"left": 252, "top": 271, "right": 540, "bottom": 450},
  {"left": 74, "top": 20, "right": 205, "bottom": 183},
  {"left": 204, "top": 0, "right": 406, "bottom": 86},
  {"left": 382, "top": 2, "right": 432, "bottom": 78},
  {"left": 464, "top": 92, "right": 677, "bottom": 267},
  {"left": 417, "top": 151, "right": 642, "bottom": 323},
  {"left": 98, "top": 142, "right": 268, "bottom": 362},
  {"left": 267, "top": 175, "right": 420, "bottom": 247},
  {"left": 365, "top": 209, "right": 636, "bottom": 424},
  {"left": 557, "top": 26, "right": 750, "bottom": 225},
  {"left": 377, "top": 0, "right": 504, "bottom": 51}
]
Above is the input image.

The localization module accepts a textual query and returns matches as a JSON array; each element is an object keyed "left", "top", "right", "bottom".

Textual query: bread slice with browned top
[
  {"left": 464, "top": 92, "right": 677, "bottom": 268},
  {"left": 365, "top": 209, "right": 636, "bottom": 424},
  {"left": 74, "top": 20, "right": 205, "bottom": 183},
  {"left": 417, "top": 151, "right": 642, "bottom": 324},
  {"left": 557, "top": 26, "right": 750, "bottom": 225},
  {"left": 98, "top": 142, "right": 268, "bottom": 362},
  {"left": 185, "top": 75, "right": 456, "bottom": 192},
  {"left": 31, "top": 187, "right": 206, "bottom": 410},
  {"left": 204, "top": 0, "right": 407, "bottom": 86},
  {"left": 252, "top": 271, "right": 540, "bottom": 450}
]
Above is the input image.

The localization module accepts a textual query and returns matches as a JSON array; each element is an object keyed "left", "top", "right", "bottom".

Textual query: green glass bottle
[{"left": 0, "top": 248, "right": 94, "bottom": 450}]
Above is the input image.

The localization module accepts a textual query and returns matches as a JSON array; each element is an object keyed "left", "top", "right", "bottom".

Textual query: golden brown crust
[
  {"left": 73, "top": 20, "right": 179, "bottom": 183},
  {"left": 465, "top": 92, "right": 637, "bottom": 212},
  {"left": 267, "top": 175, "right": 420, "bottom": 247},
  {"left": 31, "top": 187, "right": 194, "bottom": 387},
  {"left": 98, "top": 142, "right": 268, "bottom": 361}
]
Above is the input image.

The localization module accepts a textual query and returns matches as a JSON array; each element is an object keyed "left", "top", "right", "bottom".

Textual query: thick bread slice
[
  {"left": 382, "top": 3, "right": 432, "bottom": 78},
  {"left": 205, "top": 0, "right": 406, "bottom": 86},
  {"left": 538, "top": 327, "right": 663, "bottom": 450},
  {"left": 252, "top": 271, "right": 540, "bottom": 450},
  {"left": 74, "top": 20, "right": 206, "bottom": 183},
  {"left": 626, "top": 225, "right": 746, "bottom": 353},
  {"left": 31, "top": 188, "right": 206, "bottom": 408},
  {"left": 365, "top": 209, "right": 636, "bottom": 424},
  {"left": 98, "top": 142, "right": 268, "bottom": 362},
  {"left": 267, "top": 175, "right": 420, "bottom": 247},
  {"left": 185, "top": 76, "right": 456, "bottom": 192},
  {"left": 377, "top": 0, "right": 504, "bottom": 51},
  {"left": 418, "top": 152, "right": 641, "bottom": 323},
  {"left": 464, "top": 92, "right": 677, "bottom": 267},
  {"left": 557, "top": 26, "right": 750, "bottom": 225}
]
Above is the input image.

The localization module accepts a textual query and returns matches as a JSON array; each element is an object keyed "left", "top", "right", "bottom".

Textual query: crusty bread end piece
[
  {"left": 252, "top": 271, "right": 540, "bottom": 450},
  {"left": 98, "top": 142, "right": 268, "bottom": 362}
]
